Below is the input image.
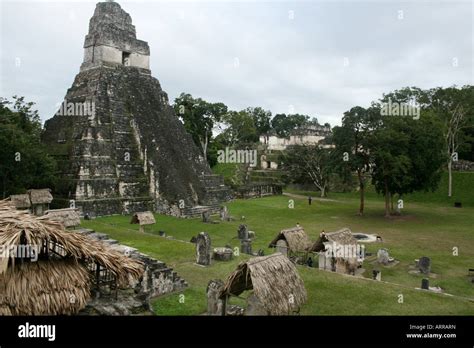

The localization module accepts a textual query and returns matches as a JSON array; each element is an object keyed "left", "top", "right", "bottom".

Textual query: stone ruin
[
  {"left": 418, "top": 256, "right": 431, "bottom": 275},
  {"left": 219, "top": 206, "right": 232, "bottom": 221},
  {"left": 41, "top": 1, "right": 231, "bottom": 217},
  {"left": 240, "top": 239, "right": 253, "bottom": 255},
  {"left": 76, "top": 227, "right": 187, "bottom": 315},
  {"left": 206, "top": 279, "right": 224, "bottom": 315},
  {"left": 376, "top": 248, "right": 396, "bottom": 266},
  {"left": 237, "top": 224, "right": 252, "bottom": 255},
  {"left": 213, "top": 247, "right": 233, "bottom": 262},
  {"left": 421, "top": 278, "right": 429, "bottom": 290},
  {"left": 206, "top": 279, "right": 244, "bottom": 316},
  {"left": 238, "top": 224, "right": 249, "bottom": 240},
  {"left": 202, "top": 210, "right": 211, "bottom": 223},
  {"left": 377, "top": 248, "right": 390, "bottom": 265},
  {"left": 372, "top": 269, "right": 382, "bottom": 281},
  {"left": 196, "top": 232, "right": 212, "bottom": 266}
]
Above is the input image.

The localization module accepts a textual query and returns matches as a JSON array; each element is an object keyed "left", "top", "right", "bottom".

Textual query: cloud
[{"left": 0, "top": 0, "right": 472, "bottom": 127}]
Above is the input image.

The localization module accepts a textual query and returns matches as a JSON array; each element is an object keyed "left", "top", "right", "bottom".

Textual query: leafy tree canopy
[{"left": 0, "top": 96, "right": 57, "bottom": 198}]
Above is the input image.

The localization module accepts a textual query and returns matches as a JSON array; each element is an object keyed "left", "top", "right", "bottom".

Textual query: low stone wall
[
  {"left": 452, "top": 160, "right": 474, "bottom": 171},
  {"left": 76, "top": 228, "right": 187, "bottom": 315},
  {"left": 51, "top": 197, "right": 155, "bottom": 217},
  {"left": 234, "top": 184, "right": 283, "bottom": 199}
]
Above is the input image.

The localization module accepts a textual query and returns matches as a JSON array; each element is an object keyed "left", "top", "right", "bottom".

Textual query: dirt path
[{"left": 283, "top": 192, "right": 343, "bottom": 203}]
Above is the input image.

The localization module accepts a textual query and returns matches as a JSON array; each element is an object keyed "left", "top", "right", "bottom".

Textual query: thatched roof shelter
[
  {"left": 9, "top": 194, "right": 31, "bottom": 209},
  {"left": 44, "top": 208, "right": 81, "bottom": 228},
  {"left": 310, "top": 227, "right": 357, "bottom": 252},
  {"left": 219, "top": 253, "right": 307, "bottom": 315},
  {"left": 0, "top": 200, "right": 143, "bottom": 315},
  {"left": 27, "top": 189, "right": 53, "bottom": 205},
  {"left": 311, "top": 228, "right": 359, "bottom": 274},
  {"left": 131, "top": 211, "right": 156, "bottom": 226},
  {"left": 268, "top": 226, "right": 312, "bottom": 253}
]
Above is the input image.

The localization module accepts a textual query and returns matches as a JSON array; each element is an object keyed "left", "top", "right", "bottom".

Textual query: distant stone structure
[
  {"left": 260, "top": 125, "right": 332, "bottom": 151},
  {"left": 259, "top": 125, "right": 332, "bottom": 169},
  {"left": 452, "top": 160, "right": 474, "bottom": 171},
  {"left": 42, "top": 1, "right": 231, "bottom": 217},
  {"left": 234, "top": 183, "right": 283, "bottom": 199}
]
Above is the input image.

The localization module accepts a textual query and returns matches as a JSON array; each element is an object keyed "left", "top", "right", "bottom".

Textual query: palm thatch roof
[
  {"left": 28, "top": 189, "right": 53, "bottom": 204},
  {"left": 268, "top": 226, "right": 312, "bottom": 253},
  {"left": 0, "top": 259, "right": 90, "bottom": 315},
  {"left": 326, "top": 228, "right": 357, "bottom": 244},
  {"left": 9, "top": 194, "right": 31, "bottom": 209},
  {"left": 219, "top": 253, "right": 307, "bottom": 315},
  {"left": 0, "top": 200, "right": 143, "bottom": 315},
  {"left": 44, "top": 208, "right": 81, "bottom": 228},
  {"left": 310, "top": 228, "right": 357, "bottom": 252},
  {"left": 131, "top": 211, "right": 156, "bottom": 226}
]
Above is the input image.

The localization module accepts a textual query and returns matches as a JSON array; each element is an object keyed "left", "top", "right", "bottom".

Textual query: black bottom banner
[{"left": 0, "top": 316, "right": 473, "bottom": 346}]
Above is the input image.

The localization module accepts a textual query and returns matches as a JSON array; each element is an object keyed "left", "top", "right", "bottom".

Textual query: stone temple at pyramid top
[{"left": 80, "top": 1, "right": 150, "bottom": 72}]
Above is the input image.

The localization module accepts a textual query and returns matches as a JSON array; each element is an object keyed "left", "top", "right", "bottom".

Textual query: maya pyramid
[{"left": 42, "top": 1, "right": 230, "bottom": 216}]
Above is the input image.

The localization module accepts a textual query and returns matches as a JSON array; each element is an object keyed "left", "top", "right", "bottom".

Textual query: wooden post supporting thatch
[{"left": 221, "top": 295, "right": 227, "bottom": 316}]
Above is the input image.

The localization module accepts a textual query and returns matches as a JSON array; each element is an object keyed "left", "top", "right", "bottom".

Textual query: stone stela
[{"left": 196, "top": 232, "right": 211, "bottom": 266}]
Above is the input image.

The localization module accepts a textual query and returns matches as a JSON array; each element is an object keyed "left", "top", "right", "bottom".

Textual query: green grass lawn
[
  {"left": 290, "top": 171, "right": 474, "bottom": 207},
  {"left": 81, "top": 186, "right": 474, "bottom": 315}
]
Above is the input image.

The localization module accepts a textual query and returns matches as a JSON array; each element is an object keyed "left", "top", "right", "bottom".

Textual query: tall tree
[
  {"left": 173, "top": 93, "right": 228, "bottom": 162},
  {"left": 332, "top": 106, "right": 378, "bottom": 215},
  {"left": 370, "top": 110, "right": 444, "bottom": 216},
  {"left": 245, "top": 107, "right": 272, "bottom": 137},
  {"left": 271, "top": 113, "right": 311, "bottom": 137},
  {"left": 221, "top": 110, "right": 258, "bottom": 146},
  {"left": 280, "top": 144, "right": 333, "bottom": 197},
  {"left": 421, "top": 86, "right": 474, "bottom": 197}
]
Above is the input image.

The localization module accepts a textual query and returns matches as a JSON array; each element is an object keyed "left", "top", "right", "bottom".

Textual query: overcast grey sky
[{"left": 0, "top": 0, "right": 472, "bottom": 126}]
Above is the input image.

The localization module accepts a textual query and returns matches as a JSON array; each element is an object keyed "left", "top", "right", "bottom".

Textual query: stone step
[
  {"left": 102, "top": 239, "right": 119, "bottom": 245},
  {"left": 181, "top": 204, "right": 222, "bottom": 217},
  {"left": 88, "top": 232, "right": 109, "bottom": 240},
  {"left": 199, "top": 174, "right": 225, "bottom": 186},
  {"left": 75, "top": 228, "right": 95, "bottom": 235}
]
